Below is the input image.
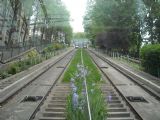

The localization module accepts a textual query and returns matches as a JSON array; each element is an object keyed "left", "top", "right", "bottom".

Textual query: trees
[
  {"left": 43, "top": 0, "right": 72, "bottom": 45},
  {"left": 84, "top": 0, "right": 141, "bottom": 55},
  {"left": 73, "top": 32, "right": 86, "bottom": 39},
  {"left": 83, "top": 0, "right": 160, "bottom": 57},
  {"left": 142, "top": 0, "right": 160, "bottom": 44}
]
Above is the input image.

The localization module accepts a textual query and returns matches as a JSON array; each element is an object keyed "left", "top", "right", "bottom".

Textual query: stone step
[
  {"left": 55, "top": 85, "right": 70, "bottom": 87},
  {"left": 42, "top": 112, "right": 65, "bottom": 117},
  {"left": 106, "top": 100, "right": 121, "bottom": 104},
  {"left": 107, "top": 96, "right": 119, "bottom": 100},
  {"left": 39, "top": 117, "right": 66, "bottom": 120},
  {"left": 48, "top": 104, "right": 66, "bottom": 108},
  {"left": 103, "top": 94, "right": 117, "bottom": 96},
  {"left": 53, "top": 89, "right": 70, "bottom": 91},
  {"left": 54, "top": 86, "right": 70, "bottom": 89},
  {"left": 49, "top": 100, "right": 67, "bottom": 103},
  {"left": 108, "top": 112, "right": 130, "bottom": 117},
  {"left": 52, "top": 94, "right": 68, "bottom": 97},
  {"left": 108, "top": 108, "right": 127, "bottom": 112},
  {"left": 107, "top": 117, "right": 134, "bottom": 120},
  {"left": 52, "top": 91, "right": 70, "bottom": 93},
  {"left": 49, "top": 101, "right": 66, "bottom": 104},
  {"left": 45, "top": 108, "right": 66, "bottom": 112},
  {"left": 108, "top": 103, "right": 124, "bottom": 108},
  {"left": 51, "top": 97, "right": 67, "bottom": 100},
  {"left": 102, "top": 91, "right": 116, "bottom": 95}
]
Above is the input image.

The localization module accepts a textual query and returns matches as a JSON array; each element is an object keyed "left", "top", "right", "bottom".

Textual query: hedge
[
  {"left": 140, "top": 44, "right": 160, "bottom": 77},
  {"left": 42, "top": 43, "right": 64, "bottom": 54}
]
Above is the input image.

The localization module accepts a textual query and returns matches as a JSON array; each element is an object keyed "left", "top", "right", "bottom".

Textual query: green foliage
[
  {"left": 140, "top": 44, "right": 160, "bottom": 77},
  {"left": 142, "top": 0, "right": 160, "bottom": 44},
  {"left": 64, "top": 49, "right": 106, "bottom": 120},
  {"left": 89, "top": 87, "right": 107, "bottom": 120},
  {"left": 63, "top": 49, "right": 101, "bottom": 83},
  {"left": 83, "top": 50, "right": 101, "bottom": 83},
  {"left": 7, "top": 64, "right": 20, "bottom": 75},
  {"left": 83, "top": 0, "right": 142, "bottom": 55},
  {"left": 63, "top": 26, "right": 73, "bottom": 45},
  {"left": 53, "top": 43, "right": 64, "bottom": 50},
  {"left": 73, "top": 32, "right": 86, "bottom": 39},
  {"left": 27, "top": 49, "right": 39, "bottom": 58},
  {"left": 0, "top": 71, "right": 11, "bottom": 79},
  {"left": 39, "top": 0, "right": 72, "bottom": 43},
  {"left": 0, "top": 44, "right": 66, "bottom": 80},
  {"left": 63, "top": 50, "right": 81, "bottom": 82},
  {"left": 42, "top": 43, "right": 64, "bottom": 54}
]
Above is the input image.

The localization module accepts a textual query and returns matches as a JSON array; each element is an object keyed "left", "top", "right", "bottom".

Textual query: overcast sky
[{"left": 62, "top": 0, "right": 87, "bottom": 33}]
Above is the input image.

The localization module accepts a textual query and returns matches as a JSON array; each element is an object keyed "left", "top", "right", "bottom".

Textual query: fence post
[
  {"left": 127, "top": 55, "right": 129, "bottom": 62},
  {"left": 113, "top": 52, "right": 115, "bottom": 58},
  {"left": 121, "top": 54, "right": 122, "bottom": 61},
  {"left": 117, "top": 52, "right": 119, "bottom": 59},
  {"left": 1, "top": 49, "right": 4, "bottom": 61},
  {"left": 158, "top": 68, "right": 160, "bottom": 78}
]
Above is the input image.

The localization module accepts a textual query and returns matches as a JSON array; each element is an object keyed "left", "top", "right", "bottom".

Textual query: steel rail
[
  {"left": 87, "top": 49, "right": 143, "bottom": 120},
  {"left": 0, "top": 49, "right": 74, "bottom": 105},
  {"left": 89, "top": 49, "right": 160, "bottom": 100},
  {"left": 28, "top": 50, "right": 75, "bottom": 120}
]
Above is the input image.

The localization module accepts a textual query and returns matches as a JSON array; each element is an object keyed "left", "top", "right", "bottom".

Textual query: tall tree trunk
[{"left": 8, "top": 0, "right": 20, "bottom": 48}]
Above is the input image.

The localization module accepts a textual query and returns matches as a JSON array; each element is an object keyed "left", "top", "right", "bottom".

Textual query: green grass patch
[
  {"left": 63, "top": 49, "right": 102, "bottom": 83},
  {"left": 82, "top": 49, "right": 101, "bottom": 83},
  {"left": 63, "top": 49, "right": 81, "bottom": 82},
  {"left": 64, "top": 49, "right": 107, "bottom": 120}
]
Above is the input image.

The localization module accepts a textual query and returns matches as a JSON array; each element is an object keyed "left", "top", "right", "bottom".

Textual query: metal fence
[{"left": 0, "top": 41, "right": 53, "bottom": 62}]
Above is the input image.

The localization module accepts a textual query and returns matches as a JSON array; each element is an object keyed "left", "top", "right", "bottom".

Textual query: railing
[{"left": 94, "top": 48, "right": 141, "bottom": 64}]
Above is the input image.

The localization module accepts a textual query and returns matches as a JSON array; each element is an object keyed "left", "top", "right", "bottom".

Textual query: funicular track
[
  {"left": 1, "top": 48, "right": 160, "bottom": 120},
  {"left": 33, "top": 49, "right": 140, "bottom": 120},
  {"left": 88, "top": 49, "right": 160, "bottom": 120},
  {"left": 0, "top": 49, "right": 75, "bottom": 120}
]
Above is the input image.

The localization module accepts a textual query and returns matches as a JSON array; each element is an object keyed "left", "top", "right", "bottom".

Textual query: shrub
[
  {"left": 7, "top": 64, "right": 20, "bottom": 75},
  {"left": 25, "top": 59, "right": 32, "bottom": 66},
  {"left": 0, "top": 71, "right": 11, "bottom": 79},
  {"left": 53, "top": 43, "right": 64, "bottom": 50},
  {"left": 42, "top": 43, "right": 64, "bottom": 54},
  {"left": 27, "top": 49, "right": 39, "bottom": 58},
  {"left": 140, "top": 44, "right": 160, "bottom": 77}
]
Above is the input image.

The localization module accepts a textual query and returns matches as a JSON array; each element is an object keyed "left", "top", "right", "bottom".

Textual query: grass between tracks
[
  {"left": 62, "top": 49, "right": 81, "bottom": 82},
  {"left": 63, "top": 49, "right": 107, "bottom": 120},
  {"left": 63, "top": 49, "right": 101, "bottom": 83}
]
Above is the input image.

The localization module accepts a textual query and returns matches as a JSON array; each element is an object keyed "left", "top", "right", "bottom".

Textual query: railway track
[
  {"left": 33, "top": 84, "right": 70, "bottom": 120},
  {"left": 32, "top": 49, "right": 140, "bottom": 120},
  {"left": 101, "top": 84, "right": 136, "bottom": 120},
  {"left": 33, "top": 84, "right": 136, "bottom": 120},
  {"left": 0, "top": 49, "right": 74, "bottom": 104},
  {"left": 0, "top": 49, "right": 75, "bottom": 120},
  {"left": 88, "top": 49, "right": 160, "bottom": 120},
  {"left": 1, "top": 48, "right": 160, "bottom": 120},
  {"left": 88, "top": 49, "right": 160, "bottom": 100}
]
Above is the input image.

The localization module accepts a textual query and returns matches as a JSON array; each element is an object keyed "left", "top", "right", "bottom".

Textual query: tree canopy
[
  {"left": 22, "top": 0, "right": 73, "bottom": 45},
  {"left": 83, "top": 0, "right": 160, "bottom": 57}
]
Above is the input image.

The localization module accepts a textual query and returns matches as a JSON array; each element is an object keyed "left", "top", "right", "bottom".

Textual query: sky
[{"left": 62, "top": 0, "right": 87, "bottom": 33}]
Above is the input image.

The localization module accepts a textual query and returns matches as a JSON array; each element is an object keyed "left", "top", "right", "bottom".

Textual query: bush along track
[
  {"left": 63, "top": 49, "right": 107, "bottom": 120},
  {"left": 0, "top": 44, "right": 66, "bottom": 80}
]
